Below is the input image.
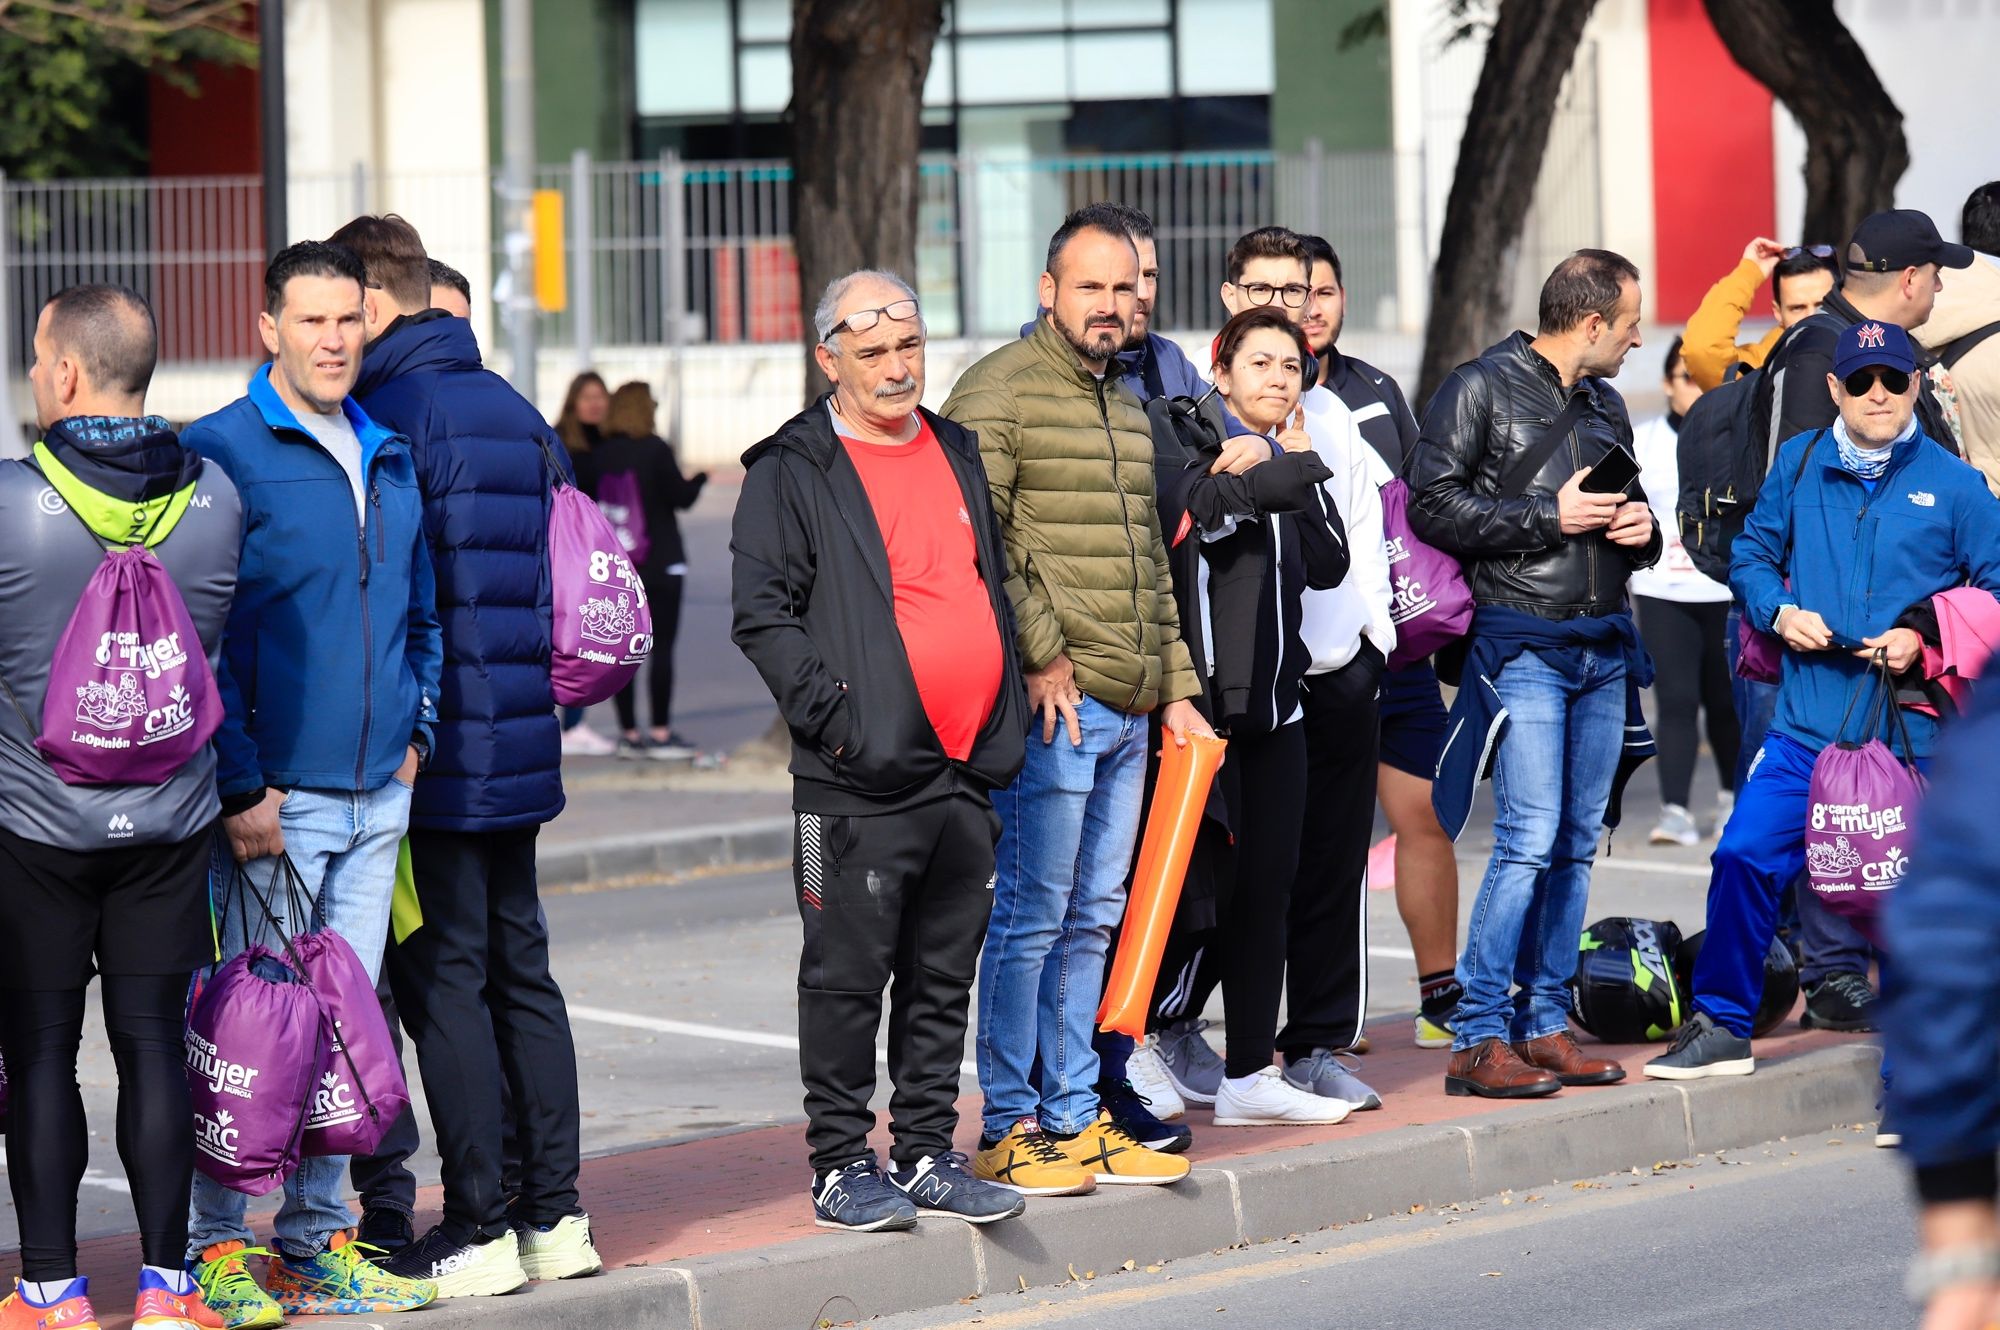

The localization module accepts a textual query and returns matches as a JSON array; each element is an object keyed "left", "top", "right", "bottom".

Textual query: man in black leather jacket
[{"left": 1406, "top": 249, "right": 1663, "bottom": 1099}]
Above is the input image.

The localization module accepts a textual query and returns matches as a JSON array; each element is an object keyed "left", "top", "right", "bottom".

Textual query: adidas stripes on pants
[{"left": 794, "top": 792, "right": 997, "bottom": 1175}]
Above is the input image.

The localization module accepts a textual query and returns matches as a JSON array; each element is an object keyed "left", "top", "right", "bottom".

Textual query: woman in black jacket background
[{"left": 592, "top": 381, "right": 708, "bottom": 758}]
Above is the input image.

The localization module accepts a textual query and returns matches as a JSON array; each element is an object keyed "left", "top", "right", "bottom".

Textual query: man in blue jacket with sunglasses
[
  {"left": 182, "top": 239, "right": 442, "bottom": 1326},
  {"left": 1647, "top": 320, "right": 2000, "bottom": 1088}
]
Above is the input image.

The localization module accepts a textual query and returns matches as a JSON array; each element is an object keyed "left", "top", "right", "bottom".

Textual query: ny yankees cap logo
[{"left": 1856, "top": 322, "right": 1887, "bottom": 350}]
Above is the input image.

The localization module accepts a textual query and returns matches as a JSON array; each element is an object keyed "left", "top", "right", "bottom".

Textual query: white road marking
[{"left": 568, "top": 1003, "right": 978, "bottom": 1076}]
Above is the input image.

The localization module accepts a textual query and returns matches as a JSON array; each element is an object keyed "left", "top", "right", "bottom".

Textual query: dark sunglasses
[
  {"left": 1842, "top": 367, "right": 1912, "bottom": 396},
  {"left": 1783, "top": 244, "right": 1836, "bottom": 260}
]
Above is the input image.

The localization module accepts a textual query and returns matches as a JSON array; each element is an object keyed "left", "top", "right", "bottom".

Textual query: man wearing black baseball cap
[
  {"left": 1763, "top": 208, "right": 1974, "bottom": 458},
  {"left": 1746, "top": 206, "right": 1975, "bottom": 1034}
]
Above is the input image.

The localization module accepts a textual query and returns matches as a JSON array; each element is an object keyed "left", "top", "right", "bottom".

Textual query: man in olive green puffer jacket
[{"left": 944, "top": 211, "right": 1211, "bottom": 1194}]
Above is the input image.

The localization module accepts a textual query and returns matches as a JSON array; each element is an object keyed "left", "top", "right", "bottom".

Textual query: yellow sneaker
[
  {"left": 973, "top": 1118, "right": 1096, "bottom": 1196},
  {"left": 1055, "top": 1110, "right": 1191, "bottom": 1186}
]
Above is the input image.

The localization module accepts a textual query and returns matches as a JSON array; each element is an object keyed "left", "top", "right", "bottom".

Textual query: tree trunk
[
  {"left": 1415, "top": 0, "right": 1600, "bottom": 409},
  {"left": 1703, "top": 0, "right": 1907, "bottom": 251},
  {"left": 789, "top": 0, "right": 944, "bottom": 403}
]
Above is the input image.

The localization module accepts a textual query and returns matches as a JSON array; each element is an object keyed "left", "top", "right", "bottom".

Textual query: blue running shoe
[
  {"left": 812, "top": 1157, "right": 919, "bottom": 1232},
  {"left": 1097, "top": 1077, "right": 1193, "bottom": 1154},
  {"left": 889, "top": 1152, "right": 1026, "bottom": 1224}
]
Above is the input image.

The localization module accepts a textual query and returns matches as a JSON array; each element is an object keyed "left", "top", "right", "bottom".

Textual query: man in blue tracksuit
[
  {"left": 183, "top": 240, "right": 442, "bottom": 1324},
  {"left": 1647, "top": 320, "right": 2000, "bottom": 1084}
]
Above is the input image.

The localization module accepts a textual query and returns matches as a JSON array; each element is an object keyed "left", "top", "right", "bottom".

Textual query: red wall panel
[{"left": 1647, "top": 0, "right": 1777, "bottom": 324}]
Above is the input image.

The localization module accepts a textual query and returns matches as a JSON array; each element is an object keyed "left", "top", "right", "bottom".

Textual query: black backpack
[{"left": 1675, "top": 363, "right": 1764, "bottom": 585}]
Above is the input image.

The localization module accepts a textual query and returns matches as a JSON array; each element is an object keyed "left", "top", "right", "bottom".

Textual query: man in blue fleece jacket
[
  {"left": 1647, "top": 320, "right": 2000, "bottom": 1088},
  {"left": 181, "top": 240, "right": 442, "bottom": 1323}
]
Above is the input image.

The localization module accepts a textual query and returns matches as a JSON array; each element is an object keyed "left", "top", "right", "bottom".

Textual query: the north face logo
[{"left": 1856, "top": 322, "right": 1888, "bottom": 350}]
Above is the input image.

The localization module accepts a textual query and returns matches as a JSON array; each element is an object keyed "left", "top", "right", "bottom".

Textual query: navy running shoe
[
  {"left": 812, "top": 1156, "right": 919, "bottom": 1232},
  {"left": 1097, "top": 1077, "right": 1193, "bottom": 1154},
  {"left": 889, "top": 1151, "right": 1027, "bottom": 1223}
]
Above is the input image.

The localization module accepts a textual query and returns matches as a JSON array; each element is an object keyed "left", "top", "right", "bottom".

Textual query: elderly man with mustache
[
  {"left": 941, "top": 209, "right": 1213, "bottom": 1199},
  {"left": 732, "top": 270, "right": 1030, "bottom": 1232}
]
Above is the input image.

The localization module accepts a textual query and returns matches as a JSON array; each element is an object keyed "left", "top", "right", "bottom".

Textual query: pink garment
[{"left": 1915, "top": 586, "right": 2000, "bottom": 715}]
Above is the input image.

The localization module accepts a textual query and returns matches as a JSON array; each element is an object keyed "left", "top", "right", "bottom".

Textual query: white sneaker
[
  {"left": 1649, "top": 803, "right": 1699, "bottom": 847},
  {"left": 1714, "top": 789, "right": 1736, "bottom": 836},
  {"left": 1212, "top": 1065, "right": 1353, "bottom": 1126},
  {"left": 1124, "top": 1035, "right": 1186, "bottom": 1121},
  {"left": 559, "top": 724, "right": 616, "bottom": 757},
  {"left": 516, "top": 1213, "right": 604, "bottom": 1281}
]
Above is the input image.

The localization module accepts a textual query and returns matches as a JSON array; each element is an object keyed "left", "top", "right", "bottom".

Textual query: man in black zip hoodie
[{"left": 732, "top": 270, "right": 1028, "bottom": 1232}]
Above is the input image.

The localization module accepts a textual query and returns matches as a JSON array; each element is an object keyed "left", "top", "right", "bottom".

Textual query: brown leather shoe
[
  {"left": 1512, "top": 1031, "right": 1627, "bottom": 1086},
  {"left": 1444, "top": 1037, "right": 1562, "bottom": 1098}
]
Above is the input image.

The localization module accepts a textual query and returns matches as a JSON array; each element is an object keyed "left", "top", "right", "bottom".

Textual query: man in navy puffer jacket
[{"left": 332, "top": 214, "right": 601, "bottom": 1297}]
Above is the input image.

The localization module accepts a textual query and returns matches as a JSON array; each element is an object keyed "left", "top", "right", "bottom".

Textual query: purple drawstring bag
[
  {"left": 185, "top": 943, "right": 329, "bottom": 1195},
  {"left": 37, "top": 545, "right": 222, "bottom": 785},
  {"left": 548, "top": 450, "right": 654, "bottom": 705},
  {"left": 293, "top": 927, "right": 408, "bottom": 1159},
  {"left": 1805, "top": 660, "right": 1925, "bottom": 945},
  {"left": 1380, "top": 478, "right": 1474, "bottom": 669},
  {"left": 593, "top": 469, "right": 653, "bottom": 567}
]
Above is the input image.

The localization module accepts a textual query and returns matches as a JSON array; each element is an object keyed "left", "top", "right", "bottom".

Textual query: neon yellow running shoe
[
  {"left": 265, "top": 1230, "right": 436, "bottom": 1317},
  {"left": 192, "top": 1242, "right": 284, "bottom": 1330}
]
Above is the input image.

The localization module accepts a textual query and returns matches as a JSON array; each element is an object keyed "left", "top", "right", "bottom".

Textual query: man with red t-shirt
[{"left": 732, "top": 271, "right": 1029, "bottom": 1232}]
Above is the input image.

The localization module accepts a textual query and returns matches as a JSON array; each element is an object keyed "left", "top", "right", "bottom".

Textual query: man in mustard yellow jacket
[{"left": 1681, "top": 239, "right": 1839, "bottom": 390}]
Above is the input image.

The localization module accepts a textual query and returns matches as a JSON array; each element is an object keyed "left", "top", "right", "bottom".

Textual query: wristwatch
[{"left": 1906, "top": 1245, "right": 2000, "bottom": 1302}]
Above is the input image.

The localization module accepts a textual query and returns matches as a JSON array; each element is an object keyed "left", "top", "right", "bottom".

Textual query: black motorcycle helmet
[
  {"left": 1674, "top": 929, "right": 1800, "bottom": 1039},
  {"left": 1569, "top": 916, "right": 1686, "bottom": 1043}
]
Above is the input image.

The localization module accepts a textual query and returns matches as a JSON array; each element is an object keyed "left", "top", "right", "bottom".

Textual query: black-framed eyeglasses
[
  {"left": 1842, "top": 367, "right": 1912, "bottom": 396},
  {"left": 1237, "top": 282, "right": 1309, "bottom": 309},
  {"left": 831, "top": 299, "right": 920, "bottom": 337},
  {"left": 1783, "top": 244, "right": 1836, "bottom": 260}
]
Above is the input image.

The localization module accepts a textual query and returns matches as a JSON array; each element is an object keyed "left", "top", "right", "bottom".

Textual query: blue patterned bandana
[{"left": 1832, "top": 416, "right": 1916, "bottom": 481}]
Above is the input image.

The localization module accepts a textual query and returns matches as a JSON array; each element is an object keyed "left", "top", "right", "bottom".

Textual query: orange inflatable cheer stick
[{"left": 1097, "top": 731, "right": 1227, "bottom": 1038}]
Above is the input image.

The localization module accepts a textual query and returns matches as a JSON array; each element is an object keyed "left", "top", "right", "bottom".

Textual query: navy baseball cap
[
  {"left": 1846, "top": 209, "right": 1975, "bottom": 273},
  {"left": 1833, "top": 320, "right": 1918, "bottom": 379}
]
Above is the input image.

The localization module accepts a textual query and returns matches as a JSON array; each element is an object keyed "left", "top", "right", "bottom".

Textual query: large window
[{"left": 634, "top": 0, "right": 1273, "bottom": 152}]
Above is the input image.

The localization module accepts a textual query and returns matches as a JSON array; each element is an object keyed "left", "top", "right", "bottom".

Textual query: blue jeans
[
  {"left": 1453, "top": 645, "right": 1627, "bottom": 1051},
  {"left": 188, "top": 781, "right": 412, "bottom": 1259},
  {"left": 1725, "top": 601, "right": 1872, "bottom": 985},
  {"left": 977, "top": 695, "right": 1147, "bottom": 1138},
  {"left": 1694, "top": 732, "right": 1918, "bottom": 1040}
]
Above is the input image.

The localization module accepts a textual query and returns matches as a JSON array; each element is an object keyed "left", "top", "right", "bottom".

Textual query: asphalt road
[{"left": 868, "top": 1134, "right": 1913, "bottom": 1330}]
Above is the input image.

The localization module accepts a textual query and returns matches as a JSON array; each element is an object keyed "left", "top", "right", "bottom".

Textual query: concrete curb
[
  {"left": 401, "top": 1042, "right": 1884, "bottom": 1330},
  {"left": 537, "top": 816, "right": 792, "bottom": 888}
]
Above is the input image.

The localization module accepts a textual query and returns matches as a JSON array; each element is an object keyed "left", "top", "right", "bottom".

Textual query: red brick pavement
[{"left": 3, "top": 1007, "right": 1867, "bottom": 1327}]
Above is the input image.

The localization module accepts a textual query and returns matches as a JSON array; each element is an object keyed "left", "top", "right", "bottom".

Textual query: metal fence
[
  {"left": 0, "top": 144, "right": 1603, "bottom": 457},
  {"left": 2, "top": 146, "right": 1414, "bottom": 367}
]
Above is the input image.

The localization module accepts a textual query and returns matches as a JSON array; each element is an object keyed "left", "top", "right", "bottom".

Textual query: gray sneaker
[
  {"left": 1157, "top": 1019, "right": 1225, "bottom": 1107},
  {"left": 1641, "top": 1012, "right": 1754, "bottom": 1080},
  {"left": 1282, "top": 1048, "right": 1382, "bottom": 1110},
  {"left": 1649, "top": 803, "right": 1699, "bottom": 847}
]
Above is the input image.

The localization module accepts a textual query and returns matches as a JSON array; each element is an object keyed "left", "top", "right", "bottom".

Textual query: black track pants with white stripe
[
  {"left": 793, "top": 791, "right": 998, "bottom": 1175},
  {"left": 1278, "top": 648, "right": 1384, "bottom": 1059}
]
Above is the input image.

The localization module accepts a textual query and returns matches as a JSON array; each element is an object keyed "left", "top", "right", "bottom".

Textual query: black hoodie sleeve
[{"left": 730, "top": 451, "right": 852, "bottom": 756}]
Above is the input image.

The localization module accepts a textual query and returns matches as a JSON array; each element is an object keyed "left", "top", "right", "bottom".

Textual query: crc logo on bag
[
  {"left": 307, "top": 1070, "right": 362, "bottom": 1131},
  {"left": 1390, "top": 571, "right": 1438, "bottom": 627},
  {"left": 185, "top": 1028, "right": 262, "bottom": 1098},
  {"left": 193, "top": 1107, "right": 242, "bottom": 1166}
]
